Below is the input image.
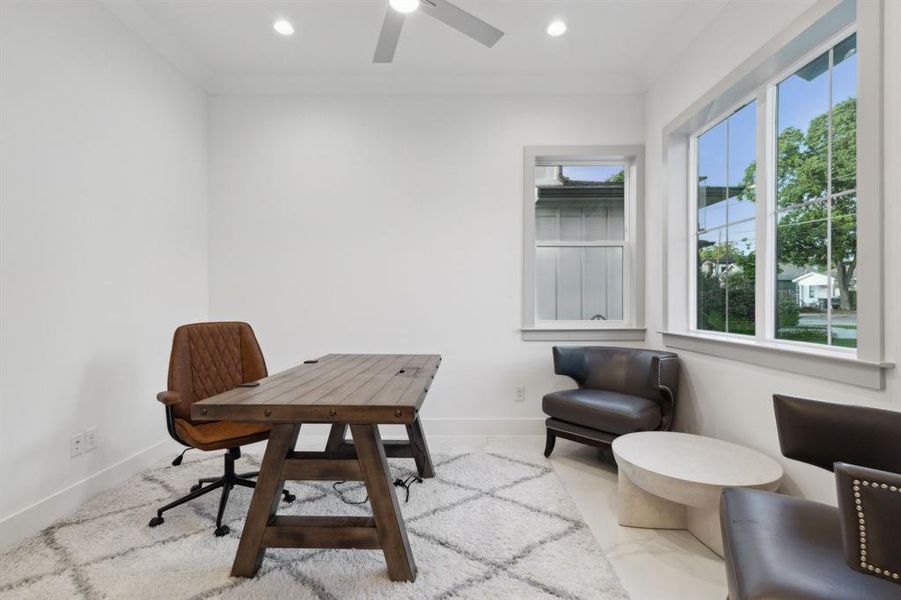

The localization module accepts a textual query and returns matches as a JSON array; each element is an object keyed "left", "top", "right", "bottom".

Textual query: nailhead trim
[{"left": 853, "top": 479, "right": 900, "bottom": 581}]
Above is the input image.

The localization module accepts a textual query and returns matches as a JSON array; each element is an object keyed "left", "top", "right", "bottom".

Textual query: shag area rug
[{"left": 1, "top": 449, "right": 628, "bottom": 599}]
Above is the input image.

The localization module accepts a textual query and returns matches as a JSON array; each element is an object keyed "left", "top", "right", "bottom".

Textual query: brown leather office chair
[{"left": 148, "top": 322, "right": 294, "bottom": 536}]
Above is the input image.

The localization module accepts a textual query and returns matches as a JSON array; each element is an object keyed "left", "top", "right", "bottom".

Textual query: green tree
[
  {"left": 697, "top": 240, "right": 756, "bottom": 334},
  {"left": 737, "top": 98, "right": 857, "bottom": 310},
  {"left": 606, "top": 170, "right": 625, "bottom": 183}
]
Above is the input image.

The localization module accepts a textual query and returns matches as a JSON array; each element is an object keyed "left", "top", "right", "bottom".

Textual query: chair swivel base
[{"left": 148, "top": 447, "right": 294, "bottom": 536}]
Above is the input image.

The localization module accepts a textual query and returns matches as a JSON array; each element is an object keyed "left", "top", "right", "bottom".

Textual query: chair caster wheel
[
  {"left": 214, "top": 525, "right": 230, "bottom": 537},
  {"left": 148, "top": 516, "right": 164, "bottom": 528},
  {"left": 283, "top": 493, "right": 296, "bottom": 503}
]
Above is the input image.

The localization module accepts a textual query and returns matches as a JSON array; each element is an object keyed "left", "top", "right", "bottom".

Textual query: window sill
[
  {"left": 660, "top": 331, "right": 893, "bottom": 390},
  {"left": 521, "top": 327, "right": 646, "bottom": 342}
]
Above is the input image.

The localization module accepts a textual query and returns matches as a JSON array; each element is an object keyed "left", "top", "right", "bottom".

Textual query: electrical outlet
[
  {"left": 70, "top": 432, "right": 85, "bottom": 457},
  {"left": 514, "top": 385, "right": 525, "bottom": 401},
  {"left": 85, "top": 427, "right": 98, "bottom": 452}
]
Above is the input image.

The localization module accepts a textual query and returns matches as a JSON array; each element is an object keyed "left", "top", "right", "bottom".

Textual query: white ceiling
[{"left": 101, "top": 0, "right": 729, "bottom": 94}]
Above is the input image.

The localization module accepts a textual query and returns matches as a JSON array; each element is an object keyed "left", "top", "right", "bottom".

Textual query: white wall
[
  {"left": 643, "top": 0, "right": 901, "bottom": 503},
  {"left": 208, "top": 95, "right": 644, "bottom": 433},
  {"left": 0, "top": 1, "right": 208, "bottom": 541}
]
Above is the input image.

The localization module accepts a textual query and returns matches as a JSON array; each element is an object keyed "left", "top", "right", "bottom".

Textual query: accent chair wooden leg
[
  {"left": 231, "top": 423, "right": 300, "bottom": 577},
  {"left": 544, "top": 429, "right": 556, "bottom": 457},
  {"left": 405, "top": 417, "right": 435, "bottom": 478},
  {"left": 351, "top": 424, "right": 417, "bottom": 582}
]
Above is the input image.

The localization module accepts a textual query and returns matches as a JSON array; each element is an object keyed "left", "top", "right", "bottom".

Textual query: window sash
[{"left": 534, "top": 181, "right": 630, "bottom": 323}]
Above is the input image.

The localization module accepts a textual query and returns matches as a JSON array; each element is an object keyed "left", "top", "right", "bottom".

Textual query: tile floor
[{"left": 412, "top": 435, "right": 729, "bottom": 600}]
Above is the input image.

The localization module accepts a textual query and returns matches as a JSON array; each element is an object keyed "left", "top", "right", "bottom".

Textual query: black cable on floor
[
  {"left": 392, "top": 474, "right": 423, "bottom": 503},
  {"left": 332, "top": 481, "right": 369, "bottom": 505},
  {"left": 332, "top": 473, "right": 423, "bottom": 505}
]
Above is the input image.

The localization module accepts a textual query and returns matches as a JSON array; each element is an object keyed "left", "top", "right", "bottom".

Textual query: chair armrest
[
  {"left": 835, "top": 462, "right": 901, "bottom": 584},
  {"left": 157, "top": 391, "right": 182, "bottom": 406},
  {"left": 552, "top": 347, "right": 589, "bottom": 386}
]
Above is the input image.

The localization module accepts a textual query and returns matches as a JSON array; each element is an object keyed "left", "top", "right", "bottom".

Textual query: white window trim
[
  {"left": 522, "top": 145, "right": 645, "bottom": 341},
  {"left": 659, "top": 0, "right": 892, "bottom": 389}
]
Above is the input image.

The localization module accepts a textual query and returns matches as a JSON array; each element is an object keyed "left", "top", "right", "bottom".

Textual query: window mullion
[
  {"left": 756, "top": 85, "right": 771, "bottom": 344},
  {"left": 825, "top": 46, "right": 834, "bottom": 345},
  {"left": 724, "top": 115, "right": 730, "bottom": 333}
]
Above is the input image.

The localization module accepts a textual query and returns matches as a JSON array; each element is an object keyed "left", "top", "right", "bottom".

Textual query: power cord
[
  {"left": 332, "top": 473, "right": 423, "bottom": 505},
  {"left": 393, "top": 475, "right": 423, "bottom": 503}
]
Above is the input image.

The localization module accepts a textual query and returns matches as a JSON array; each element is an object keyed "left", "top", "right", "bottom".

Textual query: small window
[{"left": 523, "top": 146, "right": 643, "bottom": 337}]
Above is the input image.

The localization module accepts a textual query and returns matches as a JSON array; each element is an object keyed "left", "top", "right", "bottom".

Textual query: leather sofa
[
  {"left": 541, "top": 346, "right": 679, "bottom": 462},
  {"left": 720, "top": 394, "right": 901, "bottom": 599}
]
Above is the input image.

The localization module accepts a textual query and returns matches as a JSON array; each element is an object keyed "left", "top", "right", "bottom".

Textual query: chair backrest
[
  {"left": 552, "top": 346, "right": 679, "bottom": 405},
  {"left": 166, "top": 322, "right": 268, "bottom": 423},
  {"left": 773, "top": 394, "right": 901, "bottom": 473}
]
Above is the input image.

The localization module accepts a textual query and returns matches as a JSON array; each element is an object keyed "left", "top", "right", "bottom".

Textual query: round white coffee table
[{"left": 611, "top": 431, "right": 783, "bottom": 556}]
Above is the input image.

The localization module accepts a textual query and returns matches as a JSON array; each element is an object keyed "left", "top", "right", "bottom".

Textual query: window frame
[
  {"left": 687, "top": 25, "right": 859, "bottom": 352},
  {"left": 522, "top": 145, "right": 645, "bottom": 341},
  {"left": 660, "top": 0, "right": 892, "bottom": 389}
]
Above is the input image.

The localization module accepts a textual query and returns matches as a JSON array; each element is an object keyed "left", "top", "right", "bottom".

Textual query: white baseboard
[
  {"left": 419, "top": 417, "right": 546, "bottom": 436},
  {"left": 0, "top": 438, "right": 180, "bottom": 549}
]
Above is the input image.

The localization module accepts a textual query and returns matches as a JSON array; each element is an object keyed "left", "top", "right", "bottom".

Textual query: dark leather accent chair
[
  {"left": 721, "top": 394, "right": 901, "bottom": 599},
  {"left": 148, "top": 322, "right": 294, "bottom": 537},
  {"left": 542, "top": 347, "right": 679, "bottom": 462}
]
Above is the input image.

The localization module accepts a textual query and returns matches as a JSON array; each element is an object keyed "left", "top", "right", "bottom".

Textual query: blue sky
[
  {"left": 696, "top": 33, "right": 856, "bottom": 230},
  {"left": 561, "top": 165, "right": 624, "bottom": 182},
  {"left": 777, "top": 33, "right": 856, "bottom": 134}
]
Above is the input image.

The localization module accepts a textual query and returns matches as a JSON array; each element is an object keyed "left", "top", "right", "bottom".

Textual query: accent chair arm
[
  {"left": 157, "top": 391, "right": 182, "bottom": 406},
  {"left": 835, "top": 462, "right": 901, "bottom": 585},
  {"left": 552, "top": 346, "right": 589, "bottom": 386}
]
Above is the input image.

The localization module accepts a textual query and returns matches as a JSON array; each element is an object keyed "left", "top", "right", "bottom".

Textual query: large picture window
[
  {"left": 665, "top": 1, "right": 887, "bottom": 388},
  {"left": 689, "top": 31, "right": 857, "bottom": 350}
]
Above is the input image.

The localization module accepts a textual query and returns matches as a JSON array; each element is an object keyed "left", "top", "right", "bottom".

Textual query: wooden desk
[{"left": 192, "top": 353, "right": 441, "bottom": 582}]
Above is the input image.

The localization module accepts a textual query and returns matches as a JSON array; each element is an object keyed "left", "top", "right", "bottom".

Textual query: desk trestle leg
[
  {"left": 231, "top": 423, "right": 300, "bottom": 577},
  {"left": 351, "top": 424, "right": 417, "bottom": 582},
  {"left": 325, "top": 417, "right": 435, "bottom": 479},
  {"left": 231, "top": 422, "right": 418, "bottom": 582}
]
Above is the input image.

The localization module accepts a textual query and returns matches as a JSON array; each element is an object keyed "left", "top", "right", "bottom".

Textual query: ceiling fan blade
[
  {"left": 420, "top": 0, "right": 504, "bottom": 48},
  {"left": 373, "top": 8, "right": 405, "bottom": 63}
]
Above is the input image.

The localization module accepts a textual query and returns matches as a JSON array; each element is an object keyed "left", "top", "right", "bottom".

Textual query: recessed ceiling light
[
  {"left": 273, "top": 19, "right": 294, "bottom": 36},
  {"left": 546, "top": 20, "right": 567, "bottom": 37},
  {"left": 389, "top": 0, "right": 420, "bottom": 14}
]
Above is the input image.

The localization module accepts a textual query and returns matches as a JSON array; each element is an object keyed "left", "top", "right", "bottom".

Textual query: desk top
[{"left": 192, "top": 354, "right": 440, "bottom": 425}]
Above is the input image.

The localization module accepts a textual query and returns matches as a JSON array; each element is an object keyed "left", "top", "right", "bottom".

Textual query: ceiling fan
[{"left": 373, "top": 0, "right": 504, "bottom": 63}]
